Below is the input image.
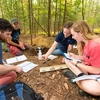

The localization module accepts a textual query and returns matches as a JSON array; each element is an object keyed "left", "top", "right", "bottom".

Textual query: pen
[{"left": 67, "top": 51, "right": 70, "bottom": 55}]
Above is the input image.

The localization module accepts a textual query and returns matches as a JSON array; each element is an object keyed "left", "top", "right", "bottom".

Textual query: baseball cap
[{"left": 11, "top": 18, "right": 18, "bottom": 24}]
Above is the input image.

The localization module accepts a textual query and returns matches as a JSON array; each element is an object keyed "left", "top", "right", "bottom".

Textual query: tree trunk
[
  {"left": 54, "top": 0, "right": 57, "bottom": 35},
  {"left": 63, "top": 0, "right": 67, "bottom": 25},
  {"left": 58, "top": 0, "right": 62, "bottom": 32},
  {"left": 82, "top": 0, "right": 84, "bottom": 20},
  {"left": 20, "top": 0, "right": 26, "bottom": 34},
  {"left": 48, "top": 0, "right": 51, "bottom": 37},
  {"left": 28, "top": 0, "right": 33, "bottom": 45}
]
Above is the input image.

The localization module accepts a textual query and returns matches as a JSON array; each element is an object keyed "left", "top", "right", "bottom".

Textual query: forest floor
[{"left": 2, "top": 34, "right": 100, "bottom": 100}]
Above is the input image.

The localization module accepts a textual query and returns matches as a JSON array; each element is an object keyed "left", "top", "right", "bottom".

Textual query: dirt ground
[{"left": 2, "top": 35, "right": 100, "bottom": 100}]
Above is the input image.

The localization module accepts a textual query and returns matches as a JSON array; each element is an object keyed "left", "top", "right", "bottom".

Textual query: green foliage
[
  {"left": 0, "top": 0, "right": 100, "bottom": 35},
  {"left": 94, "top": 28, "right": 100, "bottom": 34}
]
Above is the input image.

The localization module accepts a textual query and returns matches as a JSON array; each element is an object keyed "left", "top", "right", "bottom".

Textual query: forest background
[
  {"left": 0, "top": 0, "right": 100, "bottom": 44},
  {"left": 1, "top": 1, "right": 100, "bottom": 100}
]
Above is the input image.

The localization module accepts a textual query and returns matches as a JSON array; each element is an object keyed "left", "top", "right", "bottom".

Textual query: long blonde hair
[{"left": 71, "top": 20, "right": 99, "bottom": 55}]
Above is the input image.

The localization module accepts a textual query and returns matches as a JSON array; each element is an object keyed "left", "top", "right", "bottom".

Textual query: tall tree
[
  {"left": 63, "top": 0, "right": 67, "bottom": 25},
  {"left": 82, "top": 0, "right": 84, "bottom": 20},
  {"left": 54, "top": 0, "right": 57, "bottom": 35},
  {"left": 20, "top": 0, "right": 26, "bottom": 34},
  {"left": 28, "top": 0, "right": 33, "bottom": 45},
  {"left": 58, "top": 0, "right": 62, "bottom": 32},
  {"left": 48, "top": 0, "right": 51, "bottom": 36}
]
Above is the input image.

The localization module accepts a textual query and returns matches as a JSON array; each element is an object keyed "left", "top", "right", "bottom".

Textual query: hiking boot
[
  {"left": 16, "top": 51, "right": 23, "bottom": 56},
  {"left": 78, "top": 89, "right": 100, "bottom": 99},
  {"left": 78, "top": 89, "right": 89, "bottom": 96},
  {"left": 63, "top": 69, "right": 76, "bottom": 79}
]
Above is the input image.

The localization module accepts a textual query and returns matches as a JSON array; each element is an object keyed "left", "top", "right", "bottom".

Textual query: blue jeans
[{"left": 52, "top": 48, "right": 63, "bottom": 55}]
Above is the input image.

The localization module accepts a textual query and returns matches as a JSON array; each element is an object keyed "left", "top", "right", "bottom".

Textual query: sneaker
[
  {"left": 63, "top": 69, "right": 76, "bottom": 79},
  {"left": 78, "top": 89, "right": 89, "bottom": 96}
]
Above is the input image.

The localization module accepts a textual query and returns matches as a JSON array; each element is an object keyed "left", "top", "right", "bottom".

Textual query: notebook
[
  {"left": 6, "top": 55, "right": 27, "bottom": 64},
  {"left": 17, "top": 61, "right": 38, "bottom": 72},
  {"left": 48, "top": 54, "right": 58, "bottom": 60},
  {"left": 62, "top": 52, "right": 81, "bottom": 62}
]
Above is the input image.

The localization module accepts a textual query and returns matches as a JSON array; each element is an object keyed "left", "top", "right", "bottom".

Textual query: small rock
[
  {"left": 50, "top": 74, "right": 56, "bottom": 79},
  {"left": 50, "top": 96, "right": 57, "bottom": 100},
  {"left": 56, "top": 71, "right": 60, "bottom": 74},
  {"left": 64, "top": 83, "right": 68, "bottom": 90},
  {"left": 43, "top": 93, "right": 49, "bottom": 100}
]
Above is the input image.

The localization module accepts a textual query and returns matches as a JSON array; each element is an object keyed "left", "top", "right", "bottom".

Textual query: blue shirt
[
  {"left": 0, "top": 43, "right": 3, "bottom": 64},
  {"left": 55, "top": 31, "right": 77, "bottom": 52},
  {"left": 11, "top": 28, "right": 20, "bottom": 44}
]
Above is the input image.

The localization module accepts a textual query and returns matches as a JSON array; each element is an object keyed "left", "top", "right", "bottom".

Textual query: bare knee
[
  {"left": 77, "top": 80, "right": 100, "bottom": 96},
  {"left": 0, "top": 71, "right": 17, "bottom": 86},
  {"left": 10, "top": 71, "right": 17, "bottom": 80}
]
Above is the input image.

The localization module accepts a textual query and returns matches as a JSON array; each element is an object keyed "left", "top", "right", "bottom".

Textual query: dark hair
[
  {"left": 0, "top": 18, "right": 13, "bottom": 33},
  {"left": 63, "top": 21, "right": 73, "bottom": 29}
]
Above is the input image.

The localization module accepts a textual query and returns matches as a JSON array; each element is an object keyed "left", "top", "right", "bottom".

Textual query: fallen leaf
[{"left": 64, "top": 83, "right": 68, "bottom": 90}]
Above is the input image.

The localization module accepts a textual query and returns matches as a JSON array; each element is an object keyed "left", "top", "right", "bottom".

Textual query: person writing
[
  {"left": 41, "top": 21, "right": 77, "bottom": 60},
  {"left": 0, "top": 18, "right": 23, "bottom": 87},
  {"left": 63, "top": 20, "right": 100, "bottom": 96}
]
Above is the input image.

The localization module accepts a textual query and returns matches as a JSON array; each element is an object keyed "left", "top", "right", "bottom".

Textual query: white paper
[
  {"left": 63, "top": 53, "right": 81, "bottom": 62},
  {"left": 73, "top": 45, "right": 77, "bottom": 48},
  {"left": 72, "top": 75, "right": 100, "bottom": 83},
  {"left": 4, "top": 64, "right": 12, "bottom": 66},
  {"left": 17, "top": 61, "right": 38, "bottom": 72},
  {"left": 6, "top": 55, "right": 27, "bottom": 64},
  {"left": 16, "top": 55, "right": 27, "bottom": 61},
  {"left": 48, "top": 55, "right": 58, "bottom": 60}
]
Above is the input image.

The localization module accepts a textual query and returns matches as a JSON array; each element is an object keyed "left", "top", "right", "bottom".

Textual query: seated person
[
  {"left": 7, "top": 18, "right": 29, "bottom": 56},
  {"left": 63, "top": 20, "right": 100, "bottom": 96},
  {"left": 0, "top": 18, "right": 23, "bottom": 87},
  {"left": 41, "top": 21, "right": 77, "bottom": 60}
]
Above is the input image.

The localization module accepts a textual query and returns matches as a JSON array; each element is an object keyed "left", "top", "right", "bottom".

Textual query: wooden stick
[{"left": 40, "top": 64, "right": 68, "bottom": 72}]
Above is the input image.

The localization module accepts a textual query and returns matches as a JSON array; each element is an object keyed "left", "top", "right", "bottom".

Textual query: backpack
[{"left": 0, "top": 80, "right": 44, "bottom": 100}]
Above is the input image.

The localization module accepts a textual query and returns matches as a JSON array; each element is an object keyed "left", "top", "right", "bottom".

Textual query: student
[
  {"left": 7, "top": 18, "right": 29, "bottom": 56},
  {"left": 41, "top": 21, "right": 77, "bottom": 60},
  {"left": 63, "top": 20, "right": 100, "bottom": 96},
  {"left": 0, "top": 18, "right": 23, "bottom": 87}
]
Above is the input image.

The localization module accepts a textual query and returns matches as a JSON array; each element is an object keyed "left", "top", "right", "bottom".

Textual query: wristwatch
[{"left": 75, "top": 61, "right": 81, "bottom": 67}]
